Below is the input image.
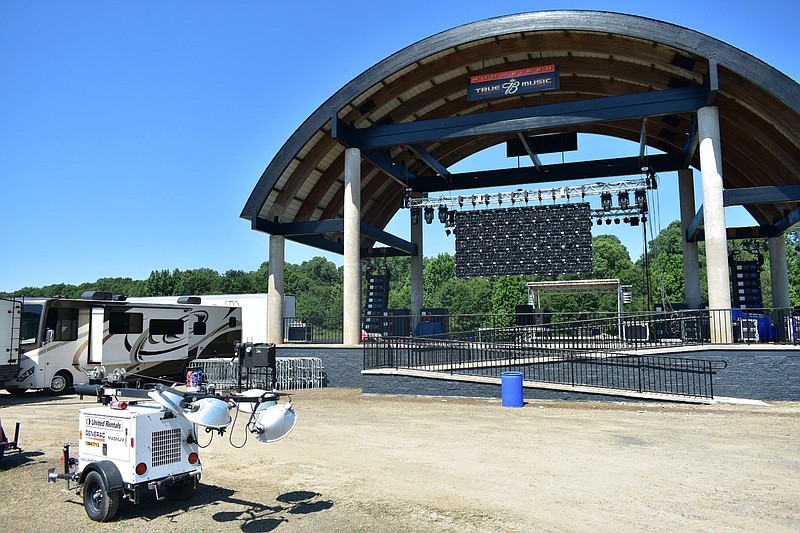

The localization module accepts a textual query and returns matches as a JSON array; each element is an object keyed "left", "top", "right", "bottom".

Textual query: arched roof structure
[{"left": 241, "top": 10, "right": 800, "bottom": 255}]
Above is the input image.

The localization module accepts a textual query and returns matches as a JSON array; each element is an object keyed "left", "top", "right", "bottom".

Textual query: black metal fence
[
  {"left": 364, "top": 337, "right": 727, "bottom": 399},
  {"left": 284, "top": 307, "right": 800, "bottom": 348},
  {"left": 283, "top": 317, "right": 343, "bottom": 344}
]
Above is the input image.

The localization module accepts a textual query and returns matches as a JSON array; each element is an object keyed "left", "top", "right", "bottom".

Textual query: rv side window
[
  {"left": 229, "top": 317, "right": 237, "bottom": 328},
  {"left": 150, "top": 319, "right": 183, "bottom": 336},
  {"left": 109, "top": 312, "right": 144, "bottom": 334},
  {"left": 45, "top": 307, "right": 79, "bottom": 341},
  {"left": 193, "top": 321, "right": 207, "bottom": 335}
]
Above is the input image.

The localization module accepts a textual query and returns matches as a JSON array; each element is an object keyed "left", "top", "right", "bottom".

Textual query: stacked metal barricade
[{"left": 192, "top": 357, "right": 325, "bottom": 391}]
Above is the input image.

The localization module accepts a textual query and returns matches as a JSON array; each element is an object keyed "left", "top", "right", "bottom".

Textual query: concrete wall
[{"left": 277, "top": 346, "right": 800, "bottom": 401}]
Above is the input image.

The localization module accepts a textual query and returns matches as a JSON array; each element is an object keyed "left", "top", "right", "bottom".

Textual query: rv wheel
[
  {"left": 49, "top": 371, "right": 73, "bottom": 394},
  {"left": 83, "top": 471, "right": 121, "bottom": 522}
]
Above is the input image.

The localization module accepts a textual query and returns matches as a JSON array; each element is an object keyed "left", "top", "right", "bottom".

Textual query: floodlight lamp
[
  {"left": 618, "top": 191, "right": 630, "bottom": 210},
  {"left": 600, "top": 192, "right": 612, "bottom": 211},
  {"left": 634, "top": 189, "right": 647, "bottom": 210},
  {"left": 438, "top": 205, "right": 448, "bottom": 224},
  {"left": 424, "top": 206, "right": 434, "bottom": 224}
]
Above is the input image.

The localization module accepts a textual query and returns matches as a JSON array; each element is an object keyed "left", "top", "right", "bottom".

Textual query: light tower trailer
[{"left": 48, "top": 382, "right": 296, "bottom": 522}]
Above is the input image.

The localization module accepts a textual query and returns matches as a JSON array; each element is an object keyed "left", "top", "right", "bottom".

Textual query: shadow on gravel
[
  {"left": 0, "top": 450, "right": 45, "bottom": 469},
  {"left": 112, "top": 484, "right": 332, "bottom": 531}
]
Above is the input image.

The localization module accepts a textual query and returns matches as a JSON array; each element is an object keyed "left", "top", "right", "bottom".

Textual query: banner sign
[{"left": 467, "top": 64, "right": 559, "bottom": 101}]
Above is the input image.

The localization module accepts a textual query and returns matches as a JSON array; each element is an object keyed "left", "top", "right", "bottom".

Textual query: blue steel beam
[
  {"left": 723, "top": 185, "right": 800, "bottom": 206},
  {"left": 686, "top": 206, "right": 704, "bottom": 242},
  {"left": 409, "top": 152, "right": 686, "bottom": 193},
  {"left": 333, "top": 86, "right": 708, "bottom": 149},
  {"left": 252, "top": 216, "right": 415, "bottom": 255}
]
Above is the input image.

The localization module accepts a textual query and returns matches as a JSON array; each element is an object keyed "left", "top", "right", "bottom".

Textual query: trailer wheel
[
  {"left": 49, "top": 371, "right": 73, "bottom": 394},
  {"left": 83, "top": 471, "right": 120, "bottom": 522}
]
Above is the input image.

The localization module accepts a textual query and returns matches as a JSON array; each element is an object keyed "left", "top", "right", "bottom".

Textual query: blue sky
[{"left": 1, "top": 1, "right": 798, "bottom": 293}]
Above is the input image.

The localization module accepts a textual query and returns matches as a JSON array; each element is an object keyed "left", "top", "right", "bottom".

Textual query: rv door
[{"left": 88, "top": 307, "right": 104, "bottom": 364}]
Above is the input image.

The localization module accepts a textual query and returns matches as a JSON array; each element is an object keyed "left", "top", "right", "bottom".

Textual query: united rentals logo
[
  {"left": 84, "top": 417, "right": 123, "bottom": 431},
  {"left": 468, "top": 65, "right": 559, "bottom": 101}
]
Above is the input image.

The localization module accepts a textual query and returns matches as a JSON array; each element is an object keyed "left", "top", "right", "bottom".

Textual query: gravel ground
[{"left": 1, "top": 387, "right": 799, "bottom": 532}]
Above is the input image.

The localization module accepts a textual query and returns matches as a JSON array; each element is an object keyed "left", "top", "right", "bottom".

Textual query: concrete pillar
[
  {"left": 343, "top": 148, "right": 362, "bottom": 345},
  {"left": 410, "top": 210, "right": 424, "bottom": 328},
  {"left": 678, "top": 168, "right": 702, "bottom": 309},
  {"left": 698, "top": 106, "right": 732, "bottom": 342},
  {"left": 769, "top": 235, "right": 791, "bottom": 309},
  {"left": 267, "top": 234, "right": 285, "bottom": 345}
]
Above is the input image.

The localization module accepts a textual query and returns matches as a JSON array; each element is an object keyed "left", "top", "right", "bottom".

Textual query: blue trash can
[{"left": 501, "top": 371, "right": 524, "bottom": 407}]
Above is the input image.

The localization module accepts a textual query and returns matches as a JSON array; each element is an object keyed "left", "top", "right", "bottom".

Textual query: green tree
[
  {"left": 174, "top": 268, "right": 222, "bottom": 295},
  {"left": 423, "top": 253, "right": 455, "bottom": 302},
  {"left": 144, "top": 269, "right": 176, "bottom": 296},
  {"left": 490, "top": 276, "right": 528, "bottom": 327}
]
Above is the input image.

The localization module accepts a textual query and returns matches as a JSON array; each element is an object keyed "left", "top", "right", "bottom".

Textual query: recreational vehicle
[
  {"left": 0, "top": 298, "right": 22, "bottom": 386},
  {"left": 3, "top": 292, "right": 242, "bottom": 394}
]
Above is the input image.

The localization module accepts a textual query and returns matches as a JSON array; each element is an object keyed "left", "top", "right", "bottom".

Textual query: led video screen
[{"left": 454, "top": 203, "right": 593, "bottom": 278}]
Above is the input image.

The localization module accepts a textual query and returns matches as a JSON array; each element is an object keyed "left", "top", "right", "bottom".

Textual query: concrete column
[
  {"left": 698, "top": 106, "right": 732, "bottom": 342},
  {"left": 678, "top": 168, "right": 702, "bottom": 309},
  {"left": 343, "top": 148, "right": 362, "bottom": 345},
  {"left": 769, "top": 235, "right": 791, "bottom": 309},
  {"left": 410, "top": 209, "right": 424, "bottom": 328},
  {"left": 267, "top": 234, "right": 285, "bottom": 345}
]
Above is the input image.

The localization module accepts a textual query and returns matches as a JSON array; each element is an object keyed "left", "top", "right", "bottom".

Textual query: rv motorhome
[
  {"left": 0, "top": 298, "right": 22, "bottom": 387},
  {"left": 3, "top": 291, "right": 242, "bottom": 394}
]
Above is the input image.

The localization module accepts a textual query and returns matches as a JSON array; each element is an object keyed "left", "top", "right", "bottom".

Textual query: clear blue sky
[{"left": 1, "top": 1, "right": 798, "bottom": 293}]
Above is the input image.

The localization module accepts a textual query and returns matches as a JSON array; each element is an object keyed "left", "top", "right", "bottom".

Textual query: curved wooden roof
[{"left": 242, "top": 10, "right": 800, "bottom": 249}]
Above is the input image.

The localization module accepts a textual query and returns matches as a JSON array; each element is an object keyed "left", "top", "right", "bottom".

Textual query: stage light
[
  {"left": 484, "top": 195, "right": 490, "bottom": 206},
  {"left": 410, "top": 208, "right": 420, "bottom": 225},
  {"left": 596, "top": 219, "right": 603, "bottom": 225},
  {"left": 641, "top": 215, "right": 647, "bottom": 223},
  {"left": 618, "top": 191, "right": 630, "bottom": 210},
  {"left": 605, "top": 218, "right": 612, "bottom": 225},
  {"left": 601, "top": 192, "right": 612, "bottom": 211},
  {"left": 635, "top": 189, "right": 647, "bottom": 210},
  {"left": 629, "top": 217, "right": 639, "bottom": 226},
  {"left": 614, "top": 218, "right": 620, "bottom": 224},
  {"left": 424, "top": 206, "right": 434, "bottom": 224},
  {"left": 524, "top": 191, "right": 529, "bottom": 203},
  {"left": 458, "top": 196, "right": 464, "bottom": 208},
  {"left": 438, "top": 205, "right": 448, "bottom": 224},
  {"left": 447, "top": 211, "right": 456, "bottom": 226},
  {"left": 471, "top": 195, "right": 477, "bottom": 207}
]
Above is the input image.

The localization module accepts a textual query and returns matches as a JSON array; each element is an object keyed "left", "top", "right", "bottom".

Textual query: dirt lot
[{"left": 1, "top": 387, "right": 799, "bottom": 532}]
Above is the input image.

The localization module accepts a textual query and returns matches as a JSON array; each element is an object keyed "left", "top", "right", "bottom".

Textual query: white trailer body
[
  {"left": 130, "top": 293, "right": 296, "bottom": 343},
  {"left": 78, "top": 404, "right": 201, "bottom": 489},
  {"left": 4, "top": 294, "right": 242, "bottom": 393}
]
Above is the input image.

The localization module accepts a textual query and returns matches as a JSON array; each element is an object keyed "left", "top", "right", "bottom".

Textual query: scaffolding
[{"left": 191, "top": 357, "right": 325, "bottom": 391}]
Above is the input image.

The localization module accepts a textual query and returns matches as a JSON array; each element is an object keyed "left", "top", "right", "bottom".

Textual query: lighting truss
[{"left": 406, "top": 178, "right": 651, "bottom": 209}]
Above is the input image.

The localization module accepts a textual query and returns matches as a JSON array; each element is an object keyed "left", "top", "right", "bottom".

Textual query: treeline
[{"left": 6, "top": 222, "right": 799, "bottom": 317}]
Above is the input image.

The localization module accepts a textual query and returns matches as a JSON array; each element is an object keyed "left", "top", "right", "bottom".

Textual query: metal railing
[
  {"left": 363, "top": 337, "right": 727, "bottom": 399},
  {"left": 191, "top": 357, "right": 325, "bottom": 391},
  {"left": 285, "top": 307, "right": 800, "bottom": 348},
  {"left": 283, "top": 316, "right": 343, "bottom": 344}
]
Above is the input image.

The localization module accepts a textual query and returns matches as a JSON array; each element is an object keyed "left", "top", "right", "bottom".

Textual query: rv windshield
[{"left": 21, "top": 304, "right": 43, "bottom": 345}]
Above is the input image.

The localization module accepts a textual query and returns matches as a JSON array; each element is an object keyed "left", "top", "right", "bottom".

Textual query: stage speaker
[
  {"left": 515, "top": 305, "right": 534, "bottom": 325},
  {"left": 623, "top": 323, "right": 649, "bottom": 341}
]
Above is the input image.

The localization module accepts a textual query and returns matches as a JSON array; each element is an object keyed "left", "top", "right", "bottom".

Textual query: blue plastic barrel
[{"left": 501, "top": 371, "right": 524, "bottom": 407}]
